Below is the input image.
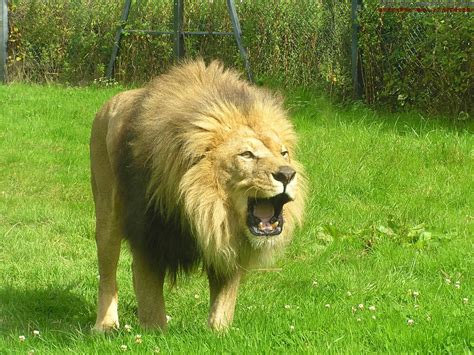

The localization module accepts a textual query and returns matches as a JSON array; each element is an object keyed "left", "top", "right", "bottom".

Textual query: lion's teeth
[{"left": 258, "top": 221, "right": 279, "bottom": 232}]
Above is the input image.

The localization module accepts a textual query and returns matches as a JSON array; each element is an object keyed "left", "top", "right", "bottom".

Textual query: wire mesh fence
[
  {"left": 6, "top": 0, "right": 473, "bottom": 115},
  {"left": 359, "top": 0, "right": 473, "bottom": 114}
]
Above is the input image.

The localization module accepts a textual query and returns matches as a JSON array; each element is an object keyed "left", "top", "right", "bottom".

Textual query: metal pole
[
  {"left": 0, "top": 0, "right": 7, "bottom": 83},
  {"left": 106, "top": 0, "right": 132, "bottom": 79},
  {"left": 351, "top": 0, "right": 363, "bottom": 99},
  {"left": 226, "top": 0, "right": 253, "bottom": 82},
  {"left": 173, "top": 0, "right": 184, "bottom": 61}
]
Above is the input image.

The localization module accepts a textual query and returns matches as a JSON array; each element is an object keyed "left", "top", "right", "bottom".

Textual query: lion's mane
[{"left": 117, "top": 60, "right": 306, "bottom": 278}]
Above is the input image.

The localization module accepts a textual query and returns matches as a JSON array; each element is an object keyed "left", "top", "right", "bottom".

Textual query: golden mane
[{"left": 129, "top": 60, "right": 306, "bottom": 273}]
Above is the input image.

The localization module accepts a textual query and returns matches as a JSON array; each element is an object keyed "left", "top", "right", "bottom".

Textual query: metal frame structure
[
  {"left": 0, "top": 0, "right": 7, "bottom": 83},
  {"left": 106, "top": 0, "right": 253, "bottom": 82}
]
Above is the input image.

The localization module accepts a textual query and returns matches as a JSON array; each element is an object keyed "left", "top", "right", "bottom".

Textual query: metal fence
[
  {"left": 358, "top": 0, "right": 473, "bottom": 113},
  {"left": 3, "top": 0, "right": 473, "bottom": 114},
  {"left": 1, "top": 0, "right": 7, "bottom": 83}
]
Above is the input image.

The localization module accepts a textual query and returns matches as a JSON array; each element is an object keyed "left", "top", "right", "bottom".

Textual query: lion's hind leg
[
  {"left": 91, "top": 113, "right": 123, "bottom": 332},
  {"left": 132, "top": 250, "right": 167, "bottom": 330},
  {"left": 92, "top": 186, "right": 122, "bottom": 332}
]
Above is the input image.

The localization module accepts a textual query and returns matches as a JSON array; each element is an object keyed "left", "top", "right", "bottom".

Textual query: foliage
[
  {"left": 6, "top": 0, "right": 473, "bottom": 114},
  {"left": 6, "top": 1, "right": 352, "bottom": 93},
  {"left": 359, "top": 0, "right": 473, "bottom": 114}
]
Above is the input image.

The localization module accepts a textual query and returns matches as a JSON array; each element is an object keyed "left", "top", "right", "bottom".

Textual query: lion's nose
[{"left": 272, "top": 166, "right": 296, "bottom": 186}]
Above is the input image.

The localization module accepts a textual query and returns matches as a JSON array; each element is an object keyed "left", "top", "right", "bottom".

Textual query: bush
[
  {"left": 360, "top": 0, "right": 473, "bottom": 114},
  {"left": 6, "top": 0, "right": 472, "bottom": 115},
  {"left": 7, "top": 1, "right": 351, "bottom": 90}
]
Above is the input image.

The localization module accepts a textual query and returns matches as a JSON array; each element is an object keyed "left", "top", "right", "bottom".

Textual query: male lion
[{"left": 90, "top": 60, "right": 306, "bottom": 332}]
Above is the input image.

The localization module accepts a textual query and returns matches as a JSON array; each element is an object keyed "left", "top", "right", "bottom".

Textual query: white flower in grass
[
  {"left": 312, "top": 280, "right": 318, "bottom": 287},
  {"left": 19, "top": 335, "right": 26, "bottom": 342},
  {"left": 194, "top": 294, "right": 200, "bottom": 299},
  {"left": 27, "top": 351, "right": 35, "bottom": 355},
  {"left": 346, "top": 291, "right": 352, "bottom": 297},
  {"left": 33, "top": 330, "right": 40, "bottom": 336},
  {"left": 414, "top": 304, "right": 420, "bottom": 309},
  {"left": 120, "top": 345, "right": 128, "bottom": 351},
  {"left": 166, "top": 315, "right": 172, "bottom": 322},
  {"left": 154, "top": 347, "right": 161, "bottom": 353},
  {"left": 356, "top": 318, "right": 361, "bottom": 322},
  {"left": 135, "top": 334, "right": 142, "bottom": 344},
  {"left": 358, "top": 304, "right": 364, "bottom": 310},
  {"left": 455, "top": 281, "right": 461, "bottom": 289},
  {"left": 324, "top": 304, "right": 330, "bottom": 308},
  {"left": 407, "top": 319, "right": 415, "bottom": 326},
  {"left": 289, "top": 325, "right": 295, "bottom": 331},
  {"left": 368, "top": 305, "right": 376, "bottom": 312},
  {"left": 124, "top": 324, "right": 132, "bottom": 332},
  {"left": 284, "top": 304, "right": 291, "bottom": 309},
  {"left": 445, "top": 278, "right": 451, "bottom": 284},
  {"left": 412, "top": 291, "right": 419, "bottom": 297},
  {"left": 371, "top": 315, "right": 376, "bottom": 320},
  {"left": 462, "top": 297, "right": 468, "bottom": 304}
]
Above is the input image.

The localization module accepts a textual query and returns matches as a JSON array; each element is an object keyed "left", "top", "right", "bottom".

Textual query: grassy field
[{"left": 0, "top": 84, "right": 473, "bottom": 353}]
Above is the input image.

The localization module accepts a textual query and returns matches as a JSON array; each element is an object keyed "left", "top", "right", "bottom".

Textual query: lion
[{"left": 90, "top": 60, "right": 306, "bottom": 332}]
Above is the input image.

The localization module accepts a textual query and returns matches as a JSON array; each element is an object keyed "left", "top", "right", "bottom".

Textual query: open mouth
[{"left": 247, "top": 193, "right": 291, "bottom": 237}]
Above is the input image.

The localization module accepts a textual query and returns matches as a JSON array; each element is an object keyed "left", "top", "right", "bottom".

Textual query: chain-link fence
[
  {"left": 6, "top": 0, "right": 473, "bottom": 114},
  {"left": 359, "top": 0, "right": 473, "bottom": 114}
]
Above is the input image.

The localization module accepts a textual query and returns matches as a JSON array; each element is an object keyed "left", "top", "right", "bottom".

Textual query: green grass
[{"left": 0, "top": 84, "right": 473, "bottom": 353}]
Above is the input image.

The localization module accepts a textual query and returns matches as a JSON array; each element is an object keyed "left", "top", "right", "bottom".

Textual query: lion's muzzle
[{"left": 272, "top": 166, "right": 296, "bottom": 187}]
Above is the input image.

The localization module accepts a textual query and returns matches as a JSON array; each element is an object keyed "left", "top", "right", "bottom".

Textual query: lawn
[{"left": 0, "top": 84, "right": 472, "bottom": 353}]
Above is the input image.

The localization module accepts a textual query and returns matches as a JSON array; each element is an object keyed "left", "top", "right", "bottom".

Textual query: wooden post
[{"left": 0, "top": 0, "right": 7, "bottom": 83}]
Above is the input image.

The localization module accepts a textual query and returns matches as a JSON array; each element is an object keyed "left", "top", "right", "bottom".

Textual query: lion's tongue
[{"left": 253, "top": 201, "right": 274, "bottom": 223}]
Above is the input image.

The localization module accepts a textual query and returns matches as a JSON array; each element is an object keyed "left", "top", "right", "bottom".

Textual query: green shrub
[
  {"left": 360, "top": 0, "right": 473, "bottom": 114},
  {"left": 6, "top": 0, "right": 472, "bottom": 115},
  {"left": 7, "top": 1, "right": 352, "bottom": 90}
]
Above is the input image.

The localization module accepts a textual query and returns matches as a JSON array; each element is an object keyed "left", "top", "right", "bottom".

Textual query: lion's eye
[
  {"left": 281, "top": 151, "right": 289, "bottom": 158},
  {"left": 239, "top": 151, "right": 255, "bottom": 159}
]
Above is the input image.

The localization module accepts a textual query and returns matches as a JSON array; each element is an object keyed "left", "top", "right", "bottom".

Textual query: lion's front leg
[
  {"left": 132, "top": 251, "right": 167, "bottom": 331},
  {"left": 207, "top": 268, "right": 242, "bottom": 331}
]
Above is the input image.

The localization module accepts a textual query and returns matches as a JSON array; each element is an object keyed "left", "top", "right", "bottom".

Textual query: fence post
[
  {"left": 173, "top": 0, "right": 184, "bottom": 61},
  {"left": 106, "top": 0, "right": 132, "bottom": 79},
  {"left": 351, "top": 0, "right": 363, "bottom": 99},
  {"left": 0, "top": 0, "right": 7, "bottom": 83},
  {"left": 226, "top": 0, "right": 253, "bottom": 82}
]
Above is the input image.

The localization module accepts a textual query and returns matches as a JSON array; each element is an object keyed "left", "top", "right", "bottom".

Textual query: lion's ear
[
  {"left": 272, "top": 90, "right": 285, "bottom": 105},
  {"left": 258, "top": 87, "right": 285, "bottom": 107}
]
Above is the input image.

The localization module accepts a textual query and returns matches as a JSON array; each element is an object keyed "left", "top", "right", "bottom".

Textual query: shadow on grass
[{"left": 0, "top": 287, "right": 95, "bottom": 337}]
